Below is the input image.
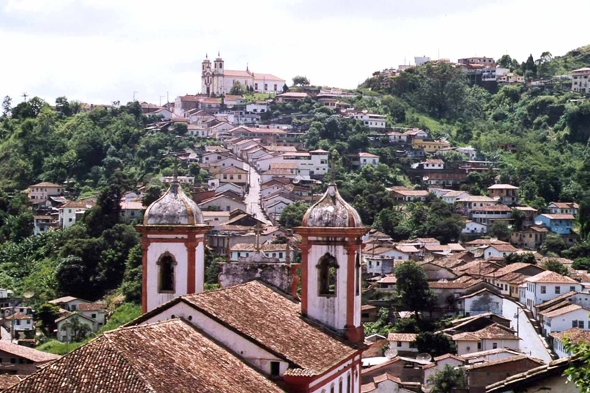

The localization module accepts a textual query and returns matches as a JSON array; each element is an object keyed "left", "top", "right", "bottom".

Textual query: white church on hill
[{"left": 201, "top": 52, "right": 286, "bottom": 96}]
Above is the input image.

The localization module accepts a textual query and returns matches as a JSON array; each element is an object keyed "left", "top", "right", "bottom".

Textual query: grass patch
[{"left": 37, "top": 303, "right": 142, "bottom": 355}]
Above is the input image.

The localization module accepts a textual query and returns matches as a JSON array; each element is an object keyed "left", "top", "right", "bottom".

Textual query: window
[
  {"left": 580, "top": 321, "right": 585, "bottom": 329},
  {"left": 347, "top": 373, "right": 351, "bottom": 393},
  {"left": 356, "top": 253, "right": 361, "bottom": 296},
  {"left": 270, "top": 361, "right": 280, "bottom": 376},
  {"left": 573, "top": 320, "right": 578, "bottom": 328},
  {"left": 91, "top": 313, "right": 96, "bottom": 319},
  {"left": 477, "top": 342, "right": 482, "bottom": 350},
  {"left": 397, "top": 341, "right": 402, "bottom": 347},
  {"left": 339, "top": 378, "right": 343, "bottom": 393},
  {"left": 317, "top": 253, "right": 338, "bottom": 296},
  {"left": 556, "top": 286, "right": 561, "bottom": 294},
  {"left": 541, "top": 286, "right": 546, "bottom": 294},
  {"left": 571, "top": 286, "right": 576, "bottom": 292},
  {"left": 493, "top": 343, "right": 498, "bottom": 349},
  {"left": 157, "top": 253, "right": 176, "bottom": 293}
]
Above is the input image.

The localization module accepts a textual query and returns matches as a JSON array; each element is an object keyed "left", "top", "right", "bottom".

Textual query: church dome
[
  {"left": 301, "top": 182, "right": 363, "bottom": 228},
  {"left": 143, "top": 180, "right": 204, "bottom": 226}
]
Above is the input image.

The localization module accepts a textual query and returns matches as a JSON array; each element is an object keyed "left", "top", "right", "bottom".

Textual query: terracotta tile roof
[
  {"left": 134, "top": 281, "right": 359, "bottom": 377},
  {"left": 550, "top": 327, "right": 590, "bottom": 344},
  {"left": 457, "top": 195, "right": 496, "bottom": 202},
  {"left": 0, "top": 341, "right": 59, "bottom": 363},
  {"left": 471, "top": 205, "right": 512, "bottom": 212},
  {"left": 549, "top": 202, "right": 579, "bottom": 209},
  {"left": 361, "top": 382, "right": 377, "bottom": 392},
  {"left": 387, "top": 333, "right": 417, "bottom": 342},
  {"left": 534, "top": 291, "right": 578, "bottom": 310},
  {"left": 464, "top": 355, "right": 544, "bottom": 370},
  {"left": 452, "top": 324, "right": 519, "bottom": 342},
  {"left": 373, "top": 373, "right": 401, "bottom": 384},
  {"left": 6, "top": 319, "right": 285, "bottom": 393},
  {"left": 378, "top": 276, "right": 397, "bottom": 284},
  {"left": 541, "top": 304, "right": 588, "bottom": 318},
  {"left": 459, "top": 288, "right": 502, "bottom": 299},
  {"left": 433, "top": 353, "right": 466, "bottom": 362},
  {"left": 59, "top": 200, "right": 95, "bottom": 209},
  {"left": 525, "top": 271, "right": 578, "bottom": 284},
  {"left": 30, "top": 182, "right": 61, "bottom": 188},
  {"left": 4, "top": 313, "right": 32, "bottom": 321},
  {"left": 389, "top": 188, "right": 429, "bottom": 197},
  {"left": 48, "top": 296, "right": 84, "bottom": 304},
  {"left": 539, "top": 214, "right": 575, "bottom": 220},
  {"left": 77, "top": 303, "right": 106, "bottom": 312},
  {"left": 487, "top": 263, "right": 543, "bottom": 278},
  {"left": 460, "top": 348, "right": 521, "bottom": 359},
  {"left": 488, "top": 184, "right": 519, "bottom": 190},
  {"left": 429, "top": 277, "right": 483, "bottom": 289},
  {"left": 486, "top": 244, "right": 518, "bottom": 253},
  {"left": 396, "top": 245, "right": 419, "bottom": 253}
]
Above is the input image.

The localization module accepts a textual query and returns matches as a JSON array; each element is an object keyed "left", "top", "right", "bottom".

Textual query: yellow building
[
  {"left": 215, "top": 166, "right": 249, "bottom": 185},
  {"left": 412, "top": 138, "right": 451, "bottom": 152}
]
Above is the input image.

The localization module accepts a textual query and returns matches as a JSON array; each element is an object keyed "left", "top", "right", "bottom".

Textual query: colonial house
[
  {"left": 28, "top": 182, "right": 64, "bottom": 201},
  {"left": 0, "top": 341, "right": 59, "bottom": 375},
  {"left": 547, "top": 202, "right": 579, "bottom": 216},
  {"left": 198, "top": 194, "right": 247, "bottom": 212},
  {"left": 387, "top": 333, "right": 418, "bottom": 353},
  {"left": 510, "top": 226, "right": 548, "bottom": 250},
  {"left": 58, "top": 200, "right": 95, "bottom": 228},
  {"left": 483, "top": 244, "right": 518, "bottom": 259},
  {"left": 48, "top": 296, "right": 90, "bottom": 311},
  {"left": 524, "top": 271, "right": 583, "bottom": 315},
  {"left": 550, "top": 328, "right": 590, "bottom": 358},
  {"left": 450, "top": 324, "right": 520, "bottom": 356},
  {"left": 541, "top": 303, "right": 590, "bottom": 336},
  {"left": 215, "top": 166, "right": 249, "bottom": 185},
  {"left": 455, "top": 195, "right": 497, "bottom": 215},
  {"left": 460, "top": 288, "right": 504, "bottom": 316},
  {"left": 230, "top": 243, "right": 294, "bottom": 263},
  {"left": 442, "top": 190, "right": 469, "bottom": 204},
  {"left": 534, "top": 214, "right": 575, "bottom": 235},
  {"left": 488, "top": 184, "right": 519, "bottom": 205},
  {"left": 388, "top": 187, "right": 429, "bottom": 202},
  {"left": 470, "top": 204, "right": 512, "bottom": 226}
]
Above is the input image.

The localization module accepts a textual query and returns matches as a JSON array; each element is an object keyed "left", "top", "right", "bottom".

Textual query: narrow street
[
  {"left": 502, "top": 299, "right": 553, "bottom": 364},
  {"left": 244, "top": 162, "right": 271, "bottom": 225}
]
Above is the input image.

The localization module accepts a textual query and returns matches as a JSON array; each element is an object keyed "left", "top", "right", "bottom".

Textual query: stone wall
[{"left": 219, "top": 262, "right": 297, "bottom": 295}]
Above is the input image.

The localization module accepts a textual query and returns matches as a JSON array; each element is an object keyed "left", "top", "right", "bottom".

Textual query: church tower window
[
  {"left": 317, "top": 253, "right": 338, "bottom": 296},
  {"left": 157, "top": 253, "right": 177, "bottom": 293},
  {"left": 356, "top": 253, "right": 361, "bottom": 296}
]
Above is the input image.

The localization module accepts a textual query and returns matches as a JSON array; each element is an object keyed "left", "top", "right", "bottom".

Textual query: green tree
[
  {"left": 229, "top": 81, "right": 246, "bottom": 95},
  {"left": 573, "top": 257, "right": 590, "bottom": 271},
  {"left": 415, "top": 332, "right": 456, "bottom": 357},
  {"left": 37, "top": 303, "right": 61, "bottom": 336},
  {"left": 121, "top": 244, "right": 142, "bottom": 303},
  {"left": 428, "top": 364, "right": 467, "bottom": 393},
  {"left": 394, "top": 261, "right": 437, "bottom": 317},
  {"left": 279, "top": 201, "right": 309, "bottom": 228},
  {"left": 61, "top": 314, "right": 93, "bottom": 342},
  {"left": 489, "top": 220, "right": 511, "bottom": 240},
  {"left": 292, "top": 76, "right": 310, "bottom": 86},
  {"left": 142, "top": 185, "right": 162, "bottom": 207},
  {"left": 541, "top": 233, "right": 567, "bottom": 255},
  {"left": 505, "top": 253, "right": 537, "bottom": 265},
  {"left": 542, "top": 259, "right": 569, "bottom": 275},
  {"left": 2, "top": 96, "right": 11, "bottom": 117}
]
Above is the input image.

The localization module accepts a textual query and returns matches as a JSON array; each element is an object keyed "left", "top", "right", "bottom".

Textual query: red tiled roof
[
  {"left": 132, "top": 281, "right": 359, "bottom": 377},
  {"left": 6, "top": 319, "right": 285, "bottom": 393},
  {"left": 387, "top": 333, "right": 417, "bottom": 342},
  {"left": 526, "top": 271, "right": 578, "bottom": 284},
  {"left": 0, "top": 341, "right": 59, "bottom": 363},
  {"left": 77, "top": 303, "right": 106, "bottom": 312}
]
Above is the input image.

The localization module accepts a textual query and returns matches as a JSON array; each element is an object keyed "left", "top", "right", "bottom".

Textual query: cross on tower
[{"left": 21, "top": 93, "right": 28, "bottom": 102}]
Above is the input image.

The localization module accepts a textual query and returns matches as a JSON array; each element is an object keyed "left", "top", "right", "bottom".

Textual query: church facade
[{"left": 201, "top": 53, "right": 286, "bottom": 96}]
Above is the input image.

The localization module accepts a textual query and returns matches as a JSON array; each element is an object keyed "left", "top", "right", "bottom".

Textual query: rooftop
[
  {"left": 6, "top": 319, "right": 285, "bottom": 393},
  {"left": 525, "top": 271, "right": 578, "bottom": 284}
]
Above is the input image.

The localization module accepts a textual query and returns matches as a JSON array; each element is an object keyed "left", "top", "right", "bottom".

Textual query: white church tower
[
  {"left": 137, "top": 175, "right": 211, "bottom": 313},
  {"left": 213, "top": 52, "right": 225, "bottom": 96},
  {"left": 201, "top": 54, "right": 213, "bottom": 96},
  {"left": 294, "top": 181, "right": 368, "bottom": 344}
]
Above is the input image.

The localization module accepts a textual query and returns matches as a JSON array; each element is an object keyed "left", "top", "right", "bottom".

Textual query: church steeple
[{"left": 294, "top": 180, "right": 368, "bottom": 344}]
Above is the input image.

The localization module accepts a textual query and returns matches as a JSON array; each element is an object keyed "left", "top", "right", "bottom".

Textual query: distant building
[
  {"left": 201, "top": 53, "right": 285, "bottom": 96},
  {"left": 572, "top": 67, "right": 590, "bottom": 93},
  {"left": 534, "top": 214, "right": 575, "bottom": 235},
  {"left": 0, "top": 341, "right": 59, "bottom": 375},
  {"left": 28, "top": 182, "right": 64, "bottom": 201},
  {"left": 488, "top": 184, "right": 519, "bottom": 205},
  {"left": 414, "top": 56, "right": 430, "bottom": 66},
  {"left": 58, "top": 200, "right": 95, "bottom": 228},
  {"left": 458, "top": 57, "right": 496, "bottom": 68}
]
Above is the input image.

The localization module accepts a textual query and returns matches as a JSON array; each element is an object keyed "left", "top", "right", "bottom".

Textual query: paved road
[
  {"left": 244, "top": 162, "right": 271, "bottom": 225},
  {"left": 502, "top": 299, "right": 552, "bottom": 363}
]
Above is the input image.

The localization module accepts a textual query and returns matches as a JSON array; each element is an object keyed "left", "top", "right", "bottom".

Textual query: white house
[
  {"left": 547, "top": 202, "right": 579, "bottom": 216},
  {"left": 442, "top": 190, "right": 470, "bottom": 204},
  {"left": 423, "top": 159, "right": 444, "bottom": 170},
  {"left": 483, "top": 244, "right": 518, "bottom": 259},
  {"left": 199, "top": 195, "right": 246, "bottom": 212},
  {"left": 358, "top": 153, "right": 380, "bottom": 168},
  {"left": 460, "top": 288, "right": 503, "bottom": 316},
  {"left": 2, "top": 312, "right": 34, "bottom": 334},
  {"left": 456, "top": 146, "right": 477, "bottom": 160},
  {"left": 452, "top": 324, "right": 520, "bottom": 356},
  {"left": 48, "top": 296, "right": 90, "bottom": 311},
  {"left": 56, "top": 313, "right": 97, "bottom": 342},
  {"left": 59, "top": 200, "right": 95, "bottom": 228},
  {"left": 28, "top": 182, "right": 64, "bottom": 201},
  {"left": 77, "top": 302, "right": 107, "bottom": 330},
  {"left": 541, "top": 304, "right": 590, "bottom": 335},
  {"left": 245, "top": 102, "right": 269, "bottom": 114},
  {"left": 215, "top": 182, "right": 244, "bottom": 197},
  {"left": 202, "top": 211, "right": 231, "bottom": 227},
  {"left": 550, "top": 328, "right": 590, "bottom": 358},
  {"left": 230, "top": 243, "right": 294, "bottom": 263},
  {"left": 463, "top": 220, "right": 488, "bottom": 235},
  {"left": 387, "top": 333, "right": 418, "bottom": 353},
  {"left": 423, "top": 354, "right": 466, "bottom": 390},
  {"left": 524, "top": 271, "right": 582, "bottom": 315},
  {"left": 120, "top": 201, "right": 144, "bottom": 220},
  {"left": 471, "top": 205, "right": 512, "bottom": 226}
]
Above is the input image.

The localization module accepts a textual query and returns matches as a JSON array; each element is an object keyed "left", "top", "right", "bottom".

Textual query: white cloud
[{"left": 0, "top": 0, "right": 589, "bottom": 105}]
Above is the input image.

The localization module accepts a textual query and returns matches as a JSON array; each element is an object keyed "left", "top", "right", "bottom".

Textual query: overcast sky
[{"left": 1, "top": 0, "right": 589, "bottom": 106}]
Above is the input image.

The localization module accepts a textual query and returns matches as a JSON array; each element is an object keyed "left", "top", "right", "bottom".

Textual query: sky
[{"left": 1, "top": 0, "right": 589, "bottom": 106}]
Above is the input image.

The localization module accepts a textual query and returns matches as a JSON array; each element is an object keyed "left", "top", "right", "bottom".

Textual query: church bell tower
[
  {"left": 213, "top": 51, "right": 225, "bottom": 95},
  {"left": 294, "top": 181, "right": 368, "bottom": 343},
  {"left": 201, "top": 54, "right": 213, "bottom": 96},
  {"left": 136, "top": 174, "right": 211, "bottom": 313}
]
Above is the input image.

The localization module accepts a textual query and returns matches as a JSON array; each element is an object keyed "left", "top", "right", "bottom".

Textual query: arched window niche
[
  {"left": 317, "top": 253, "right": 338, "bottom": 297},
  {"left": 157, "top": 252, "right": 177, "bottom": 293}
]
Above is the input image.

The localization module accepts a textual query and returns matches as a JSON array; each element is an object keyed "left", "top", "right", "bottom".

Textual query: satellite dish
[
  {"left": 384, "top": 348, "right": 398, "bottom": 359},
  {"left": 23, "top": 291, "right": 34, "bottom": 299},
  {"left": 416, "top": 353, "right": 432, "bottom": 362}
]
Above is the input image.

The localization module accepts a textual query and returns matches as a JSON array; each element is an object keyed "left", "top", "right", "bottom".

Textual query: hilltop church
[
  {"left": 7, "top": 175, "right": 368, "bottom": 393},
  {"left": 201, "top": 52, "right": 286, "bottom": 96}
]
